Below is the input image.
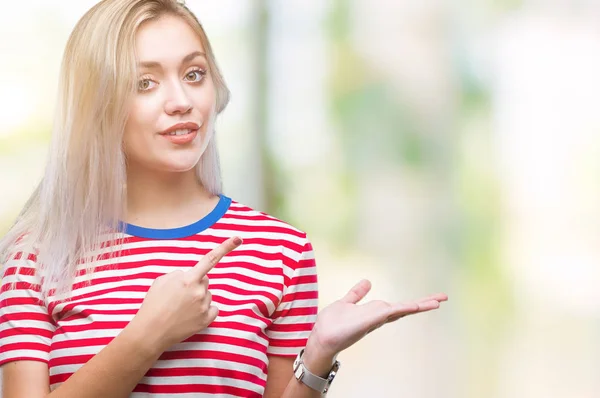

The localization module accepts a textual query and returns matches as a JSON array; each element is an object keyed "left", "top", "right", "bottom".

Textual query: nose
[{"left": 164, "top": 80, "right": 193, "bottom": 115}]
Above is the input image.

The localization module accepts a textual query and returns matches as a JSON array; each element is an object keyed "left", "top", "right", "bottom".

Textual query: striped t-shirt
[{"left": 0, "top": 195, "right": 319, "bottom": 397}]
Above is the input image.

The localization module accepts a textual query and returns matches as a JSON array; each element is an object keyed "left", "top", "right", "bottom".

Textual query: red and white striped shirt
[{"left": 0, "top": 196, "right": 319, "bottom": 397}]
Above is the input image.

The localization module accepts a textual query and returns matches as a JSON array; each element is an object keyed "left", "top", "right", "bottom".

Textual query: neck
[{"left": 125, "top": 164, "right": 219, "bottom": 229}]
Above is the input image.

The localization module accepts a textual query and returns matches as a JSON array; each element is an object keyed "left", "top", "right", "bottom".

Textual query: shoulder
[
  {"left": 222, "top": 199, "right": 318, "bottom": 281},
  {"left": 223, "top": 198, "right": 313, "bottom": 253},
  {"left": 225, "top": 198, "right": 308, "bottom": 239},
  {"left": 0, "top": 241, "right": 42, "bottom": 295},
  {"left": 1, "top": 233, "right": 40, "bottom": 274}
]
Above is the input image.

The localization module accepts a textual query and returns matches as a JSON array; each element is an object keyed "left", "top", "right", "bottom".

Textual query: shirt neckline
[{"left": 122, "top": 194, "right": 231, "bottom": 239}]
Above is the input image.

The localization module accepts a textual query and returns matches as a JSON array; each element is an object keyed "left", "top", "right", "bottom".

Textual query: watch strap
[{"left": 293, "top": 349, "right": 340, "bottom": 394}]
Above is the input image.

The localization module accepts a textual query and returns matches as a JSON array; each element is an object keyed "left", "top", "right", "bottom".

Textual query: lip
[{"left": 158, "top": 122, "right": 201, "bottom": 135}]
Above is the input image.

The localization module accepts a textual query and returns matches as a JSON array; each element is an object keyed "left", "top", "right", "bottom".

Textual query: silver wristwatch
[{"left": 293, "top": 349, "right": 341, "bottom": 394}]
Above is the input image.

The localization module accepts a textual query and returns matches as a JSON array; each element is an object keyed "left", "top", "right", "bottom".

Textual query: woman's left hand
[{"left": 304, "top": 279, "right": 448, "bottom": 367}]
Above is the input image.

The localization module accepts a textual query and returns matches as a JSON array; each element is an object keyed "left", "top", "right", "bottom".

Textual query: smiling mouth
[
  {"left": 164, "top": 129, "right": 194, "bottom": 136},
  {"left": 159, "top": 121, "right": 201, "bottom": 136}
]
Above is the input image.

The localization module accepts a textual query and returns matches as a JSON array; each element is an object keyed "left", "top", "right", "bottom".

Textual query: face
[{"left": 123, "top": 14, "right": 217, "bottom": 174}]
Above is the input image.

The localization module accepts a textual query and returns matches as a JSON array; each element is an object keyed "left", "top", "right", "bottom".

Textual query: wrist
[
  {"left": 301, "top": 344, "right": 337, "bottom": 378},
  {"left": 124, "top": 316, "right": 168, "bottom": 358}
]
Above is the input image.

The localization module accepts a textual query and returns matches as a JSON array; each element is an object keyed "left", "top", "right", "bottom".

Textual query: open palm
[{"left": 307, "top": 280, "right": 448, "bottom": 359}]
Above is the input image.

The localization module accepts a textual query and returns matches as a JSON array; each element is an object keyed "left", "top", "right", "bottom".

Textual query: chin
[
  {"left": 164, "top": 161, "right": 200, "bottom": 173},
  {"left": 149, "top": 154, "right": 200, "bottom": 173}
]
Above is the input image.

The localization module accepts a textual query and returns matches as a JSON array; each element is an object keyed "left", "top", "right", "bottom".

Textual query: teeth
[{"left": 168, "top": 129, "right": 190, "bottom": 136}]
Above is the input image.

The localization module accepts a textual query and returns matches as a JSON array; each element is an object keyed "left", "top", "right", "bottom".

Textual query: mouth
[
  {"left": 164, "top": 128, "right": 195, "bottom": 136},
  {"left": 158, "top": 121, "right": 201, "bottom": 136},
  {"left": 158, "top": 122, "right": 200, "bottom": 145}
]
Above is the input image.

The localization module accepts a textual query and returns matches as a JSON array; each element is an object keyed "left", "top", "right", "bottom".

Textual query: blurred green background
[{"left": 1, "top": 1, "right": 599, "bottom": 397}]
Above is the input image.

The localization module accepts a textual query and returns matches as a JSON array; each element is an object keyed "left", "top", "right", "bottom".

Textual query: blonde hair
[{"left": 0, "top": 0, "right": 230, "bottom": 297}]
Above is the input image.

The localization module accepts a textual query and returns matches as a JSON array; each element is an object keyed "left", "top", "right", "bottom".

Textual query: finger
[
  {"left": 418, "top": 293, "right": 448, "bottom": 304},
  {"left": 373, "top": 300, "right": 419, "bottom": 324},
  {"left": 199, "top": 275, "right": 209, "bottom": 288},
  {"left": 206, "top": 305, "right": 219, "bottom": 324},
  {"left": 417, "top": 299, "right": 441, "bottom": 311},
  {"left": 358, "top": 300, "right": 405, "bottom": 335},
  {"left": 385, "top": 299, "right": 441, "bottom": 323},
  {"left": 188, "top": 237, "right": 242, "bottom": 279},
  {"left": 341, "top": 279, "right": 372, "bottom": 304}
]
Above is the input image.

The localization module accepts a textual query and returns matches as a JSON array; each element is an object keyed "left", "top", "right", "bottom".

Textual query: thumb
[{"left": 341, "top": 279, "right": 372, "bottom": 304}]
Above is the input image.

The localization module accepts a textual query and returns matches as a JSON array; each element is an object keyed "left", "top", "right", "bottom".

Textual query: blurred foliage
[
  {"left": 318, "top": 0, "right": 432, "bottom": 249},
  {"left": 6, "top": 2, "right": 594, "bottom": 395},
  {"left": 453, "top": 46, "right": 515, "bottom": 396},
  {"left": 328, "top": 0, "right": 425, "bottom": 172}
]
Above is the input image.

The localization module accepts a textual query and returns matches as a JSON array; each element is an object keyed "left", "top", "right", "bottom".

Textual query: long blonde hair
[{"left": 0, "top": 0, "right": 230, "bottom": 297}]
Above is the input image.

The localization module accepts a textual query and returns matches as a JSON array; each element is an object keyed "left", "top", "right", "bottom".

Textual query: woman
[{"left": 0, "top": 0, "right": 447, "bottom": 397}]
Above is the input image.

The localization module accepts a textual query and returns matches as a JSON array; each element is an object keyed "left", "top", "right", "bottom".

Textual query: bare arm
[
  {"left": 265, "top": 280, "right": 448, "bottom": 398},
  {"left": 2, "top": 237, "right": 242, "bottom": 398},
  {"left": 264, "top": 355, "right": 335, "bottom": 398},
  {"left": 1, "top": 317, "right": 165, "bottom": 398},
  {"left": 1, "top": 361, "right": 51, "bottom": 397}
]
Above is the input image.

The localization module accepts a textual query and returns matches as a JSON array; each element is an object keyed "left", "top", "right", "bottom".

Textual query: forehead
[{"left": 135, "top": 14, "right": 206, "bottom": 62}]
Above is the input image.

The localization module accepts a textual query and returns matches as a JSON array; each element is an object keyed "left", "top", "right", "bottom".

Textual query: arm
[
  {"left": 2, "top": 319, "right": 164, "bottom": 398},
  {"left": 263, "top": 235, "right": 321, "bottom": 397},
  {"left": 264, "top": 280, "right": 448, "bottom": 397},
  {"left": 264, "top": 354, "right": 335, "bottom": 398},
  {"left": 1, "top": 361, "right": 51, "bottom": 397},
  {"left": 1, "top": 237, "right": 242, "bottom": 398}
]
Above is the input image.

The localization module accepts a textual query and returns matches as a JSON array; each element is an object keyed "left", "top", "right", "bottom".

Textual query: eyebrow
[{"left": 138, "top": 51, "right": 207, "bottom": 69}]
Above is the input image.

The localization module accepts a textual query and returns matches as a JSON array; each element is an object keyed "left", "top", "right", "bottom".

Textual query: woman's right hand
[{"left": 129, "top": 236, "right": 243, "bottom": 352}]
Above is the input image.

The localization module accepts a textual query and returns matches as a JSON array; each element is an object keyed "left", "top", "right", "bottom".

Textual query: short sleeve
[
  {"left": 0, "top": 251, "right": 56, "bottom": 366},
  {"left": 266, "top": 234, "right": 319, "bottom": 357}
]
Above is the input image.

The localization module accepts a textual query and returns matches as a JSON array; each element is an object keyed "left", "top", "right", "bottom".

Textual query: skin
[
  {"left": 1, "top": 14, "right": 448, "bottom": 398},
  {"left": 123, "top": 14, "right": 220, "bottom": 231}
]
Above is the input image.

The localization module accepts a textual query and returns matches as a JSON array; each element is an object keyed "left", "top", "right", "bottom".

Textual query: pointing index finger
[{"left": 188, "top": 236, "right": 242, "bottom": 279}]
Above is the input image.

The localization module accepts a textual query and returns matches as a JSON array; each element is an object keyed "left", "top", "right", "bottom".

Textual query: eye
[
  {"left": 184, "top": 68, "right": 206, "bottom": 82},
  {"left": 138, "top": 78, "right": 157, "bottom": 91}
]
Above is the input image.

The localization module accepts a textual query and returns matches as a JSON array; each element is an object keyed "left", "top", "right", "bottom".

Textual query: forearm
[
  {"left": 48, "top": 319, "right": 164, "bottom": 398},
  {"left": 281, "top": 349, "right": 336, "bottom": 398},
  {"left": 281, "top": 379, "right": 322, "bottom": 398}
]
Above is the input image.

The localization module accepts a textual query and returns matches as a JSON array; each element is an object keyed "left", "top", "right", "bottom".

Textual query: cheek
[
  {"left": 126, "top": 99, "right": 148, "bottom": 128},
  {"left": 123, "top": 102, "right": 149, "bottom": 156},
  {"left": 124, "top": 98, "right": 156, "bottom": 139},
  {"left": 194, "top": 81, "right": 217, "bottom": 113}
]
